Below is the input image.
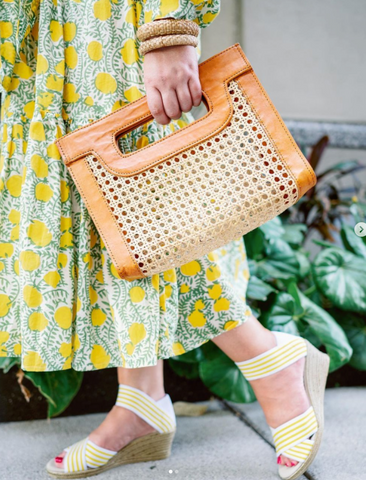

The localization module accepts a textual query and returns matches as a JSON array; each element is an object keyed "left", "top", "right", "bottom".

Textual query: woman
[{"left": 0, "top": 1, "right": 328, "bottom": 479}]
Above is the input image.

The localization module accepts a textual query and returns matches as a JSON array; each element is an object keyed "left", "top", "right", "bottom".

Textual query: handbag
[{"left": 56, "top": 44, "right": 316, "bottom": 280}]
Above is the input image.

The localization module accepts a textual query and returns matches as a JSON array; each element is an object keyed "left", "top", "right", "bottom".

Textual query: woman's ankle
[
  {"left": 212, "top": 315, "right": 277, "bottom": 362},
  {"left": 117, "top": 383, "right": 166, "bottom": 402},
  {"left": 117, "top": 360, "right": 165, "bottom": 401}
]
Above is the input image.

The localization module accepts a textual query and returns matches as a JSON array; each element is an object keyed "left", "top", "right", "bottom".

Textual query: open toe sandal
[
  {"left": 46, "top": 384, "right": 176, "bottom": 478},
  {"left": 236, "top": 331, "right": 330, "bottom": 480}
]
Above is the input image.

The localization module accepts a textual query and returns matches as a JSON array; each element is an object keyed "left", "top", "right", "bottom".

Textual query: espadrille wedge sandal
[
  {"left": 46, "top": 384, "right": 176, "bottom": 479},
  {"left": 235, "top": 331, "right": 330, "bottom": 480}
]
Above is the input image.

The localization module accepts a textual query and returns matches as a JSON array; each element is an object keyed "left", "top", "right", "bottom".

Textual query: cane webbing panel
[{"left": 86, "top": 80, "right": 299, "bottom": 277}]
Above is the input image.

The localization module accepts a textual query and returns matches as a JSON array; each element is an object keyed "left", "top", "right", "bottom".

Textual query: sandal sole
[
  {"left": 46, "top": 430, "right": 175, "bottom": 479},
  {"left": 278, "top": 340, "right": 330, "bottom": 480}
]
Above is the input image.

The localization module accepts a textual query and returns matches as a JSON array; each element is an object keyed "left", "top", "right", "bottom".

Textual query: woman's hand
[{"left": 143, "top": 45, "right": 202, "bottom": 125}]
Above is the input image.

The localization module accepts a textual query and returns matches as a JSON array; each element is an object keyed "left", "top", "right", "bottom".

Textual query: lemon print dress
[{"left": 0, "top": 0, "right": 252, "bottom": 372}]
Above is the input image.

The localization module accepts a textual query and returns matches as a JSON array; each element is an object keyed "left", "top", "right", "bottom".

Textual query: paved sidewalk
[{"left": 0, "top": 388, "right": 365, "bottom": 480}]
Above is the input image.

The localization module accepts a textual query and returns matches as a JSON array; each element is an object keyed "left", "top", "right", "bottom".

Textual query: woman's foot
[
  {"left": 211, "top": 317, "right": 311, "bottom": 469},
  {"left": 54, "top": 401, "right": 158, "bottom": 468},
  {"left": 250, "top": 355, "right": 310, "bottom": 467}
]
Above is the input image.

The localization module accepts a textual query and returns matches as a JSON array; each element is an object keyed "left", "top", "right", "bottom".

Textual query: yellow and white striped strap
[
  {"left": 116, "top": 384, "right": 176, "bottom": 434},
  {"left": 235, "top": 332, "right": 307, "bottom": 381},
  {"left": 270, "top": 406, "right": 318, "bottom": 463},
  {"left": 63, "top": 437, "right": 117, "bottom": 473}
]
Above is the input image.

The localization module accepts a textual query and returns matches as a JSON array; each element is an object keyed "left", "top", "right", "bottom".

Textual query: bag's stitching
[
  {"left": 108, "top": 89, "right": 215, "bottom": 162},
  {"left": 106, "top": 46, "right": 249, "bottom": 161},
  {"left": 57, "top": 140, "right": 67, "bottom": 165},
  {"left": 55, "top": 44, "right": 240, "bottom": 150},
  {"left": 234, "top": 75, "right": 300, "bottom": 195},
  {"left": 60, "top": 66, "right": 249, "bottom": 168},
  {"left": 66, "top": 68, "right": 252, "bottom": 178},
  {"left": 56, "top": 44, "right": 248, "bottom": 166},
  {"left": 237, "top": 73, "right": 316, "bottom": 189},
  {"left": 85, "top": 79, "right": 233, "bottom": 176},
  {"left": 84, "top": 157, "right": 144, "bottom": 276},
  {"left": 71, "top": 158, "right": 143, "bottom": 279}
]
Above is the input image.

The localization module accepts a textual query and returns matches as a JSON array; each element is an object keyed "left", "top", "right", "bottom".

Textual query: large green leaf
[
  {"left": 260, "top": 217, "right": 284, "bottom": 239},
  {"left": 313, "top": 248, "right": 366, "bottom": 313},
  {"left": 244, "top": 228, "right": 265, "bottom": 259},
  {"left": 25, "top": 369, "right": 83, "bottom": 418},
  {"left": 350, "top": 202, "right": 366, "bottom": 225},
  {"left": 332, "top": 310, "right": 366, "bottom": 371},
  {"left": 255, "top": 239, "right": 301, "bottom": 282},
  {"left": 0, "top": 357, "right": 20, "bottom": 373},
  {"left": 264, "top": 238, "right": 301, "bottom": 278},
  {"left": 247, "top": 275, "right": 276, "bottom": 301},
  {"left": 312, "top": 239, "right": 339, "bottom": 250},
  {"left": 263, "top": 290, "right": 352, "bottom": 371},
  {"left": 256, "top": 260, "right": 295, "bottom": 281},
  {"left": 340, "top": 225, "right": 366, "bottom": 259},
  {"left": 168, "top": 359, "right": 200, "bottom": 379},
  {"left": 198, "top": 348, "right": 256, "bottom": 403},
  {"left": 298, "top": 291, "right": 352, "bottom": 371},
  {"left": 294, "top": 251, "right": 311, "bottom": 278},
  {"left": 261, "top": 292, "right": 300, "bottom": 334},
  {"left": 282, "top": 224, "right": 307, "bottom": 246}
]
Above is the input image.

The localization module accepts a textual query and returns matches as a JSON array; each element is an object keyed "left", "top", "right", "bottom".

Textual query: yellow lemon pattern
[
  {"left": 28, "top": 312, "right": 49, "bottom": 331},
  {"left": 91, "top": 308, "right": 107, "bottom": 326},
  {"left": 0, "top": 0, "right": 254, "bottom": 373},
  {"left": 23, "top": 285, "right": 43, "bottom": 308},
  {"left": 90, "top": 345, "right": 110, "bottom": 369}
]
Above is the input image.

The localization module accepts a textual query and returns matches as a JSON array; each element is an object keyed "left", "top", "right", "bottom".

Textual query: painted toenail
[
  {"left": 55, "top": 457, "right": 63, "bottom": 463},
  {"left": 291, "top": 462, "right": 296, "bottom": 466},
  {"left": 277, "top": 457, "right": 281, "bottom": 464}
]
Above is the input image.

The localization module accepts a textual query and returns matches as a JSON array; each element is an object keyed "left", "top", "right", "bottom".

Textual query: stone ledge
[{"left": 285, "top": 120, "right": 366, "bottom": 150}]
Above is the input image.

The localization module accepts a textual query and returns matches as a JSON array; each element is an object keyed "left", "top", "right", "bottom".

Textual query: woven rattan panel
[{"left": 86, "top": 80, "right": 298, "bottom": 276}]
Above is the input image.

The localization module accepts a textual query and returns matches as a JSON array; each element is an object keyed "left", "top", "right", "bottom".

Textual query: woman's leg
[
  {"left": 55, "top": 361, "right": 165, "bottom": 467},
  {"left": 212, "top": 315, "right": 310, "bottom": 468}
]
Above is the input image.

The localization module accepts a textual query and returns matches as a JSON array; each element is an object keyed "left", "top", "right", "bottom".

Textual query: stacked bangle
[{"left": 137, "top": 19, "right": 199, "bottom": 56}]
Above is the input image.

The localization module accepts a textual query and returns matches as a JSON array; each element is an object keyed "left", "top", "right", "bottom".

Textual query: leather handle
[
  {"left": 114, "top": 93, "right": 211, "bottom": 145},
  {"left": 56, "top": 44, "right": 252, "bottom": 176}
]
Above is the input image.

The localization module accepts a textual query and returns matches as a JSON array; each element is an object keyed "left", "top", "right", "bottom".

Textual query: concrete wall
[{"left": 202, "top": 0, "right": 366, "bottom": 123}]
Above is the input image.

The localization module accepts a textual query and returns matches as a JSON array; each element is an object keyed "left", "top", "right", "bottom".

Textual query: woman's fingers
[
  {"left": 147, "top": 78, "right": 201, "bottom": 125},
  {"left": 145, "top": 85, "right": 170, "bottom": 125},
  {"left": 143, "top": 45, "right": 201, "bottom": 125},
  {"left": 160, "top": 88, "right": 181, "bottom": 121},
  {"left": 176, "top": 84, "right": 193, "bottom": 113},
  {"left": 188, "top": 75, "right": 202, "bottom": 107}
]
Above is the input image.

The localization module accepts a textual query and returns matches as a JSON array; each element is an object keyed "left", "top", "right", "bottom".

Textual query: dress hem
[{"left": 17, "top": 311, "right": 251, "bottom": 372}]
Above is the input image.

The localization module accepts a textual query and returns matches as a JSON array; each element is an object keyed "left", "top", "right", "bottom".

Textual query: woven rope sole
[
  {"left": 278, "top": 342, "right": 329, "bottom": 480},
  {"left": 46, "top": 430, "right": 175, "bottom": 479},
  {"left": 86, "top": 80, "right": 299, "bottom": 277}
]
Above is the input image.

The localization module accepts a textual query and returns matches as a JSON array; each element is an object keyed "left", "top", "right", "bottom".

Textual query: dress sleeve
[{"left": 143, "top": 0, "right": 221, "bottom": 29}]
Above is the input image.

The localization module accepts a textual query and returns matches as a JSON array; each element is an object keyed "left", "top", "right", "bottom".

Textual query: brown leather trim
[
  {"left": 235, "top": 72, "right": 316, "bottom": 198},
  {"left": 68, "top": 159, "right": 144, "bottom": 280},
  {"left": 56, "top": 43, "right": 317, "bottom": 281},
  {"left": 56, "top": 44, "right": 252, "bottom": 176}
]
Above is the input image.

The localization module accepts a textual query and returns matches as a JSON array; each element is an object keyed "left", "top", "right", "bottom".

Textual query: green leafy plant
[
  {"left": 0, "top": 357, "right": 83, "bottom": 418},
  {"left": 1, "top": 137, "right": 365, "bottom": 414},
  {"left": 169, "top": 136, "right": 366, "bottom": 402}
]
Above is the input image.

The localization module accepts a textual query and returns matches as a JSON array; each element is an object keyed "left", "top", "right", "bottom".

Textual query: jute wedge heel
[
  {"left": 46, "top": 384, "right": 176, "bottom": 479},
  {"left": 236, "top": 332, "right": 330, "bottom": 480}
]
